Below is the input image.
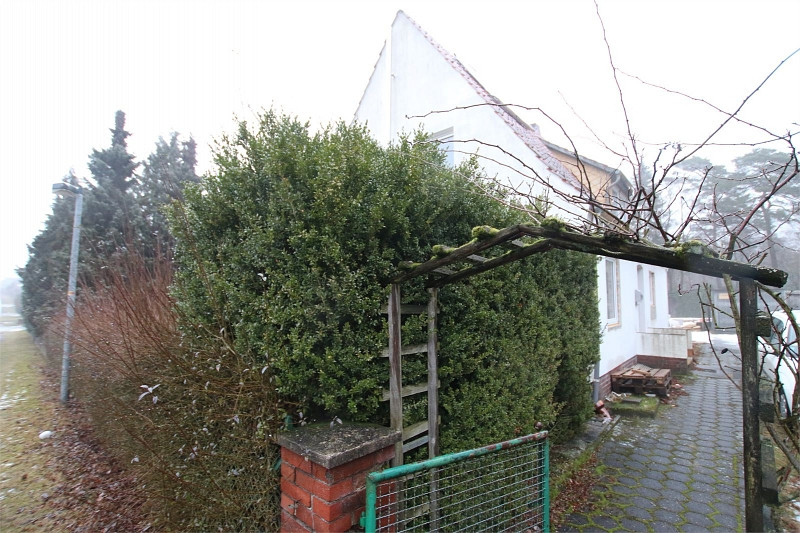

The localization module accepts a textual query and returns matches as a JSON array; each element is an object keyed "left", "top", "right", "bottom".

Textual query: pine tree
[
  {"left": 135, "top": 132, "right": 200, "bottom": 248},
  {"left": 18, "top": 171, "right": 82, "bottom": 335},
  {"left": 80, "top": 111, "right": 142, "bottom": 269},
  {"left": 20, "top": 111, "right": 200, "bottom": 334},
  {"left": 89, "top": 110, "right": 138, "bottom": 192}
]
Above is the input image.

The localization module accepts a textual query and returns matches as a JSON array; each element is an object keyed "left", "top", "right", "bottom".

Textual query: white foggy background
[{"left": 1, "top": 0, "right": 798, "bottom": 281}]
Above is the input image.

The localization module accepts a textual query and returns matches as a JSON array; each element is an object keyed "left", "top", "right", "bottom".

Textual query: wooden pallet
[{"left": 611, "top": 363, "right": 672, "bottom": 396}]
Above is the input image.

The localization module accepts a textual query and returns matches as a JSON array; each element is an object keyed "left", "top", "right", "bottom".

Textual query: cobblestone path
[{"left": 559, "top": 337, "right": 745, "bottom": 532}]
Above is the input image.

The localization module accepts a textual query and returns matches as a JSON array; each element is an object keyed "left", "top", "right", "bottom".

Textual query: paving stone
[
  {"left": 685, "top": 499, "right": 714, "bottom": 516},
  {"left": 626, "top": 496, "right": 657, "bottom": 510},
  {"left": 666, "top": 468, "right": 691, "bottom": 481},
  {"left": 691, "top": 489, "right": 716, "bottom": 505},
  {"left": 694, "top": 457, "right": 717, "bottom": 468},
  {"left": 717, "top": 482, "right": 739, "bottom": 496},
  {"left": 696, "top": 439, "right": 718, "bottom": 449},
  {"left": 649, "top": 454, "right": 674, "bottom": 466},
  {"left": 653, "top": 509, "right": 683, "bottom": 523},
  {"left": 657, "top": 497, "right": 686, "bottom": 513},
  {"left": 684, "top": 511, "right": 715, "bottom": 529},
  {"left": 663, "top": 479, "right": 688, "bottom": 493},
  {"left": 691, "top": 481, "right": 716, "bottom": 494},
  {"left": 610, "top": 484, "right": 637, "bottom": 496},
  {"left": 713, "top": 510, "right": 740, "bottom": 529},
  {"left": 648, "top": 461, "right": 670, "bottom": 473},
  {"left": 649, "top": 520, "right": 680, "bottom": 532},
  {"left": 634, "top": 486, "right": 662, "bottom": 500},
  {"left": 623, "top": 459, "right": 647, "bottom": 473},
  {"left": 672, "top": 457, "right": 695, "bottom": 469},
  {"left": 625, "top": 505, "right": 653, "bottom": 522},
  {"left": 691, "top": 472, "right": 717, "bottom": 485},
  {"left": 557, "top": 345, "right": 744, "bottom": 531},
  {"left": 628, "top": 451, "right": 651, "bottom": 463},
  {"left": 640, "top": 477, "right": 662, "bottom": 490},
  {"left": 692, "top": 464, "right": 718, "bottom": 478},
  {"left": 604, "top": 455, "right": 627, "bottom": 468},
  {"left": 642, "top": 468, "right": 666, "bottom": 482},
  {"left": 669, "top": 464, "right": 692, "bottom": 475},
  {"left": 711, "top": 501, "right": 738, "bottom": 517},
  {"left": 590, "top": 514, "right": 620, "bottom": 529},
  {"left": 619, "top": 517, "right": 650, "bottom": 532},
  {"left": 602, "top": 504, "right": 628, "bottom": 518}
]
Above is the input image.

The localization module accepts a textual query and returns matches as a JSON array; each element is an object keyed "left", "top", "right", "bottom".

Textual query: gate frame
[{"left": 363, "top": 431, "right": 550, "bottom": 533}]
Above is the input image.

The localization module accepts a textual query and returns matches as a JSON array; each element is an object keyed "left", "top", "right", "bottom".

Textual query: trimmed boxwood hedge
[{"left": 170, "top": 111, "right": 600, "bottom": 451}]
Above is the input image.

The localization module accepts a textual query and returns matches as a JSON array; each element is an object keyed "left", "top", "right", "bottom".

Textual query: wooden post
[
  {"left": 427, "top": 287, "right": 440, "bottom": 530},
  {"left": 741, "top": 279, "right": 764, "bottom": 532},
  {"left": 427, "top": 288, "right": 439, "bottom": 459},
  {"left": 388, "top": 284, "right": 403, "bottom": 466}
]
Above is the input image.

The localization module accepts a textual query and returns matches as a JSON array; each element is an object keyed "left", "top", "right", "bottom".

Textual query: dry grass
[
  {"left": 0, "top": 325, "right": 74, "bottom": 530},
  {"left": 1, "top": 321, "right": 147, "bottom": 532}
]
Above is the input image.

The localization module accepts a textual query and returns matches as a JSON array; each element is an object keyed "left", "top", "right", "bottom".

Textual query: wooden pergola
[{"left": 385, "top": 223, "right": 787, "bottom": 532}]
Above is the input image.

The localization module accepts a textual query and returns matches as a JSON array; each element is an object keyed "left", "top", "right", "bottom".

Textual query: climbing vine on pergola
[{"left": 386, "top": 221, "right": 787, "bottom": 530}]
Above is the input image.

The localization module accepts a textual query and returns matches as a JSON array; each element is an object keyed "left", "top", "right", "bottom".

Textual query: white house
[{"left": 355, "top": 11, "right": 690, "bottom": 399}]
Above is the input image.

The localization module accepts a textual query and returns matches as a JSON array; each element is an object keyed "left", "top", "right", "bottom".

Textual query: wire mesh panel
[{"left": 364, "top": 432, "right": 549, "bottom": 533}]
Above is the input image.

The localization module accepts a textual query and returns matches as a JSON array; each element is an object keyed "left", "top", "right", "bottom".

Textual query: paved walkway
[{"left": 559, "top": 335, "right": 745, "bottom": 532}]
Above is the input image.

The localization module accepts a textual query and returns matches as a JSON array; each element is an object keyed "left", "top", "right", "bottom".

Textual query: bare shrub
[{"left": 67, "top": 246, "right": 281, "bottom": 531}]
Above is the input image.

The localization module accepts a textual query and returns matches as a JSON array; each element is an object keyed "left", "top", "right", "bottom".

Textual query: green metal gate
[{"left": 362, "top": 431, "right": 549, "bottom": 532}]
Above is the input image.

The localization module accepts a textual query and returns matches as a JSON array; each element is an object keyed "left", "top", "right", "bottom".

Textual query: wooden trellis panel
[{"left": 385, "top": 284, "right": 439, "bottom": 466}]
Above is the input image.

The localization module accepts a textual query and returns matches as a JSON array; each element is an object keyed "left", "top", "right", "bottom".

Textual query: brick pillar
[{"left": 278, "top": 424, "right": 401, "bottom": 532}]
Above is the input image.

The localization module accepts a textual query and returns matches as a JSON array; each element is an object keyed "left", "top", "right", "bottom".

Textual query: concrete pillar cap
[{"left": 277, "top": 423, "right": 401, "bottom": 469}]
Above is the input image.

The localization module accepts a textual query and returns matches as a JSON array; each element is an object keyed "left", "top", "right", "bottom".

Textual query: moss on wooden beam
[
  {"left": 519, "top": 225, "right": 787, "bottom": 288},
  {"left": 390, "top": 222, "right": 788, "bottom": 288}
]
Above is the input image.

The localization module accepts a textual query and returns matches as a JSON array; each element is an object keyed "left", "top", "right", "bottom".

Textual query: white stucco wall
[
  {"left": 638, "top": 328, "right": 692, "bottom": 359},
  {"left": 355, "top": 42, "right": 391, "bottom": 144},
  {"left": 597, "top": 259, "right": 673, "bottom": 376},
  {"left": 355, "top": 13, "right": 580, "bottom": 219}
]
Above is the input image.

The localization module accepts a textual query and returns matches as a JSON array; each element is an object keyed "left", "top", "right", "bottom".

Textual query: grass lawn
[{"left": 0, "top": 319, "right": 75, "bottom": 531}]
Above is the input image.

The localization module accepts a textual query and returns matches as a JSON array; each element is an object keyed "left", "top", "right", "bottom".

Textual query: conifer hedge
[{"left": 171, "top": 111, "right": 600, "bottom": 455}]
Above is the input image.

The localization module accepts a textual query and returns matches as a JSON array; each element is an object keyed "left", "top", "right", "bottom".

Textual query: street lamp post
[{"left": 53, "top": 183, "right": 83, "bottom": 404}]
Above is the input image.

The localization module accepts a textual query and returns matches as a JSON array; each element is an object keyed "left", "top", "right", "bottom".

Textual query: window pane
[
  {"left": 605, "top": 259, "right": 617, "bottom": 320},
  {"left": 649, "top": 271, "right": 657, "bottom": 320},
  {"left": 430, "top": 128, "right": 454, "bottom": 167}
]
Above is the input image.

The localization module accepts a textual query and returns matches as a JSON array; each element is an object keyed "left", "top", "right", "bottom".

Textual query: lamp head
[{"left": 52, "top": 183, "right": 82, "bottom": 197}]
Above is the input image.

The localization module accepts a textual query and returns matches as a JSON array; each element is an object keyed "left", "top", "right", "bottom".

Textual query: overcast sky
[{"left": 1, "top": 0, "right": 798, "bottom": 281}]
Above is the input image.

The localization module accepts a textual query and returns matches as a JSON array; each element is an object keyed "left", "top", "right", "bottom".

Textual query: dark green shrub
[{"left": 170, "top": 111, "right": 599, "bottom": 489}]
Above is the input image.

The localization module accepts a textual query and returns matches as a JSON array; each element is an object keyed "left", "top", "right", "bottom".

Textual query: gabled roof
[{"left": 391, "top": 11, "right": 585, "bottom": 192}]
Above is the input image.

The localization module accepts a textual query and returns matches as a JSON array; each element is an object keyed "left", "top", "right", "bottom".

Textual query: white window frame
[
  {"left": 605, "top": 258, "right": 620, "bottom": 326},
  {"left": 649, "top": 271, "right": 657, "bottom": 320},
  {"left": 430, "top": 127, "right": 454, "bottom": 167}
]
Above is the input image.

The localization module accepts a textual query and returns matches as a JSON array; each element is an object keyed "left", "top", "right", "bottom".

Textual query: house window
[
  {"left": 430, "top": 128, "right": 454, "bottom": 167},
  {"left": 649, "top": 271, "right": 657, "bottom": 320},
  {"left": 605, "top": 259, "right": 620, "bottom": 324}
]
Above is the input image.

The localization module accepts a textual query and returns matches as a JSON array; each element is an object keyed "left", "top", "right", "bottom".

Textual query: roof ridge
[{"left": 397, "top": 11, "right": 583, "bottom": 192}]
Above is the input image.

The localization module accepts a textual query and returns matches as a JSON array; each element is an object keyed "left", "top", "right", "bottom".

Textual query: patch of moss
[
  {"left": 471, "top": 225, "right": 499, "bottom": 240},
  {"left": 609, "top": 395, "right": 660, "bottom": 417},
  {"left": 672, "top": 239, "right": 719, "bottom": 259},
  {"left": 431, "top": 244, "right": 456, "bottom": 258},
  {"left": 602, "top": 230, "right": 632, "bottom": 244},
  {"left": 540, "top": 217, "right": 567, "bottom": 231},
  {"left": 398, "top": 261, "right": 422, "bottom": 271}
]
